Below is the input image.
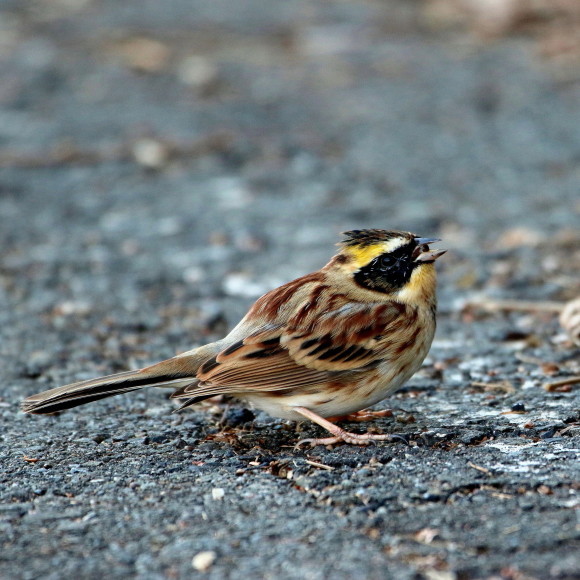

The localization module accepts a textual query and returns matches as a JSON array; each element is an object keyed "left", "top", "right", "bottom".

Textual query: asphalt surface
[{"left": 1, "top": 1, "right": 579, "bottom": 579}]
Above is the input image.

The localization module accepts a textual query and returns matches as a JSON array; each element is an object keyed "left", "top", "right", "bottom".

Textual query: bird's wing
[
  {"left": 172, "top": 296, "right": 416, "bottom": 400},
  {"left": 282, "top": 301, "right": 416, "bottom": 371},
  {"left": 172, "top": 326, "right": 329, "bottom": 399}
]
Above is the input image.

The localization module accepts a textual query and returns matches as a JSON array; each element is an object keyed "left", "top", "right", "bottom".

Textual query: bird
[{"left": 22, "top": 229, "right": 446, "bottom": 446}]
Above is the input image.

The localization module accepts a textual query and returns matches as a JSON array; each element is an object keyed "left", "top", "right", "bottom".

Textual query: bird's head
[{"left": 329, "top": 229, "right": 446, "bottom": 304}]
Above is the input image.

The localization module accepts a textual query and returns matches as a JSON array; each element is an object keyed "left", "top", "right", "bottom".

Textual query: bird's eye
[{"left": 379, "top": 254, "right": 395, "bottom": 268}]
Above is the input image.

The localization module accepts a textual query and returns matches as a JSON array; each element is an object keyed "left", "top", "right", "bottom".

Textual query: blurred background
[
  {"left": 1, "top": 2, "right": 579, "bottom": 579},
  {"left": 1, "top": 0, "right": 579, "bottom": 376},
  {"left": 1, "top": 0, "right": 578, "bottom": 364}
]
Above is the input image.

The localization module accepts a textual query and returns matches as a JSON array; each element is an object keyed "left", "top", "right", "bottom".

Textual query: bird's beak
[{"left": 413, "top": 237, "right": 447, "bottom": 263}]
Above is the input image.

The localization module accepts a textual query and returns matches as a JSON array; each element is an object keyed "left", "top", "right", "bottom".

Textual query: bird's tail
[{"left": 21, "top": 347, "right": 215, "bottom": 415}]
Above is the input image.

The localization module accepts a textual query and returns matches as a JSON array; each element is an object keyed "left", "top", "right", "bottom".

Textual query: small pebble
[
  {"left": 132, "top": 139, "right": 169, "bottom": 169},
  {"left": 211, "top": 488, "right": 225, "bottom": 501},
  {"left": 192, "top": 551, "right": 216, "bottom": 572},
  {"left": 511, "top": 401, "right": 526, "bottom": 412},
  {"left": 541, "top": 427, "right": 557, "bottom": 439},
  {"left": 177, "top": 55, "right": 217, "bottom": 88}
]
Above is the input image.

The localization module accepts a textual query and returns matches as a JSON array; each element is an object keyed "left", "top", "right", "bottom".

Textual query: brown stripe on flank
[
  {"left": 315, "top": 397, "right": 336, "bottom": 405},
  {"left": 394, "top": 326, "right": 421, "bottom": 355},
  {"left": 325, "top": 380, "right": 356, "bottom": 394},
  {"left": 397, "top": 360, "right": 412, "bottom": 376}
]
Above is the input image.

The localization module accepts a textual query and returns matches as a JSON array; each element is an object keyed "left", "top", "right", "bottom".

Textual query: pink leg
[{"left": 293, "top": 406, "right": 398, "bottom": 447}]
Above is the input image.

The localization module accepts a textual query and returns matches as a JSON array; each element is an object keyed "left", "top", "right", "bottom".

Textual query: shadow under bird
[{"left": 22, "top": 229, "right": 446, "bottom": 446}]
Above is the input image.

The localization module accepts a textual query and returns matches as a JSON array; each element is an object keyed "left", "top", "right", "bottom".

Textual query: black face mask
[{"left": 354, "top": 243, "right": 416, "bottom": 294}]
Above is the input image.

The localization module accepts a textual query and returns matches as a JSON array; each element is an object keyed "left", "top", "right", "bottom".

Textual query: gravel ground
[{"left": 1, "top": 1, "right": 579, "bottom": 579}]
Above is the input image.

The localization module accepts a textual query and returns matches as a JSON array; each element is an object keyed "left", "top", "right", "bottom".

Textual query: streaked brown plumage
[{"left": 22, "top": 229, "right": 446, "bottom": 446}]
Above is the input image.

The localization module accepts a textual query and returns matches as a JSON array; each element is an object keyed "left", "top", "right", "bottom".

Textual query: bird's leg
[
  {"left": 293, "top": 406, "right": 399, "bottom": 447},
  {"left": 326, "top": 409, "right": 393, "bottom": 423}
]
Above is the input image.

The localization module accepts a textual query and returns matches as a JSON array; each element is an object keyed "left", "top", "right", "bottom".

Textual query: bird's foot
[
  {"left": 296, "top": 430, "right": 400, "bottom": 448},
  {"left": 293, "top": 406, "right": 401, "bottom": 448}
]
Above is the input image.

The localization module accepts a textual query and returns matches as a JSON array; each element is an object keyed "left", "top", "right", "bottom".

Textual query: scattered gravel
[{"left": 1, "top": 1, "right": 579, "bottom": 579}]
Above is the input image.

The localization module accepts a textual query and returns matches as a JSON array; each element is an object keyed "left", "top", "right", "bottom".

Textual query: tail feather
[
  {"left": 21, "top": 348, "right": 216, "bottom": 415},
  {"left": 172, "top": 394, "right": 216, "bottom": 413}
]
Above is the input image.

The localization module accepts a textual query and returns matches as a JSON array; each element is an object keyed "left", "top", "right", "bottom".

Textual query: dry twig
[
  {"left": 468, "top": 462, "right": 492, "bottom": 475},
  {"left": 544, "top": 376, "right": 580, "bottom": 391},
  {"left": 305, "top": 459, "right": 334, "bottom": 471}
]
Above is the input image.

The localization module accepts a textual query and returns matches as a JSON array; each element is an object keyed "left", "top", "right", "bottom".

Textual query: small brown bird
[{"left": 22, "top": 229, "right": 446, "bottom": 446}]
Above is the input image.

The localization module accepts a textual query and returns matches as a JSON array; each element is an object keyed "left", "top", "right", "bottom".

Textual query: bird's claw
[{"left": 295, "top": 432, "right": 402, "bottom": 448}]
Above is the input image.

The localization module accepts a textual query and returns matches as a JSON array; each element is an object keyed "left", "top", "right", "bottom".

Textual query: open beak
[{"left": 413, "top": 237, "right": 447, "bottom": 263}]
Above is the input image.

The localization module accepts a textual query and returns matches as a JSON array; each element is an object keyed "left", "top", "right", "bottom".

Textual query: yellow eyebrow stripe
[
  {"left": 344, "top": 243, "right": 387, "bottom": 268},
  {"left": 344, "top": 237, "right": 409, "bottom": 268}
]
